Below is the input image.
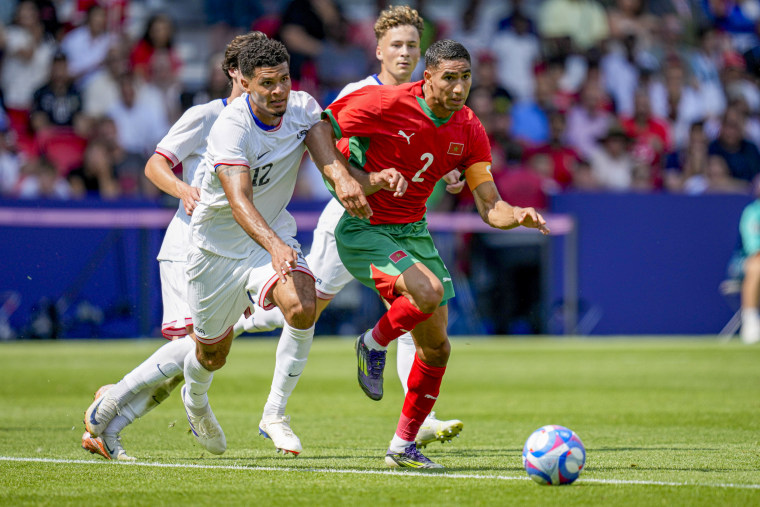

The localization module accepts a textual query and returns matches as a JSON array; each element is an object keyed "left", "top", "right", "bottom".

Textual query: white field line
[{"left": 1, "top": 456, "right": 759, "bottom": 490}]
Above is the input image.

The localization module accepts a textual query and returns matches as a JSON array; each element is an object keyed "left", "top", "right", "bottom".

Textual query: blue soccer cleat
[
  {"left": 355, "top": 330, "right": 386, "bottom": 400},
  {"left": 385, "top": 443, "right": 444, "bottom": 469}
]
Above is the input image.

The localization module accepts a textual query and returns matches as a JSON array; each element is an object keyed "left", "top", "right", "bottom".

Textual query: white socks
[
  {"left": 389, "top": 434, "right": 414, "bottom": 453},
  {"left": 396, "top": 332, "right": 415, "bottom": 395},
  {"left": 262, "top": 323, "right": 314, "bottom": 418},
  {"left": 741, "top": 308, "right": 760, "bottom": 344},
  {"left": 363, "top": 330, "right": 387, "bottom": 351},
  {"left": 183, "top": 350, "right": 214, "bottom": 415}
]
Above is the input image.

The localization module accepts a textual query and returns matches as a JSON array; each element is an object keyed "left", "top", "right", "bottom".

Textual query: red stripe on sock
[
  {"left": 372, "top": 296, "right": 432, "bottom": 347},
  {"left": 396, "top": 354, "right": 446, "bottom": 441}
]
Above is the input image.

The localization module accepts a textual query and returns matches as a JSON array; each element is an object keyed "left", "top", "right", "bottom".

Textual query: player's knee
[
  {"left": 198, "top": 350, "right": 227, "bottom": 371},
  {"left": 283, "top": 300, "right": 316, "bottom": 329},
  {"left": 415, "top": 281, "right": 444, "bottom": 314},
  {"left": 420, "top": 339, "right": 450, "bottom": 367}
]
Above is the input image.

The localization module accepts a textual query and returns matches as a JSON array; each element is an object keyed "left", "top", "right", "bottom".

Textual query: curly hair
[
  {"left": 373, "top": 5, "right": 424, "bottom": 42},
  {"left": 237, "top": 37, "right": 290, "bottom": 79},
  {"left": 424, "top": 39, "right": 470, "bottom": 70},
  {"left": 222, "top": 31, "right": 268, "bottom": 80}
]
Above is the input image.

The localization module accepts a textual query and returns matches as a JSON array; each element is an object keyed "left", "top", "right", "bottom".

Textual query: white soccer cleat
[
  {"left": 415, "top": 412, "right": 464, "bottom": 448},
  {"left": 84, "top": 385, "right": 120, "bottom": 437},
  {"left": 258, "top": 415, "right": 302, "bottom": 455},
  {"left": 181, "top": 385, "right": 226, "bottom": 455},
  {"left": 81, "top": 431, "right": 136, "bottom": 461}
]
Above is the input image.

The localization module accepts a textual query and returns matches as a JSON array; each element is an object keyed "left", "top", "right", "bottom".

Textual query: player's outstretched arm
[
  {"left": 472, "top": 180, "right": 550, "bottom": 235},
  {"left": 145, "top": 153, "right": 201, "bottom": 215},
  {"left": 305, "top": 120, "right": 372, "bottom": 219},
  {"left": 218, "top": 164, "right": 298, "bottom": 283}
]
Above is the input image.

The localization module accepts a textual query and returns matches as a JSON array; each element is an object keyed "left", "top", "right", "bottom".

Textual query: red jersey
[{"left": 324, "top": 81, "right": 492, "bottom": 225}]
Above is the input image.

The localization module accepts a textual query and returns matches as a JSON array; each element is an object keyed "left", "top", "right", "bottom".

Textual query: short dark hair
[
  {"left": 238, "top": 38, "right": 290, "bottom": 79},
  {"left": 425, "top": 39, "right": 470, "bottom": 70},
  {"left": 222, "top": 31, "right": 268, "bottom": 79}
]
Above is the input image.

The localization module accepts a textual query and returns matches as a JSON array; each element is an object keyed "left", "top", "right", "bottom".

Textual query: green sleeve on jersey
[
  {"left": 348, "top": 136, "right": 370, "bottom": 169},
  {"left": 321, "top": 110, "right": 342, "bottom": 140}
]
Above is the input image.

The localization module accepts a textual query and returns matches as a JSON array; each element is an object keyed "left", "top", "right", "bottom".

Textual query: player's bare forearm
[
  {"left": 306, "top": 120, "right": 372, "bottom": 218},
  {"left": 145, "top": 153, "right": 200, "bottom": 215},
  {"left": 473, "top": 181, "right": 550, "bottom": 234},
  {"left": 218, "top": 165, "right": 288, "bottom": 252}
]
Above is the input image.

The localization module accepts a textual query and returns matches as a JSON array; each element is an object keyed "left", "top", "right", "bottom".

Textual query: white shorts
[
  {"left": 159, "top": 259, "right": 192, "bottom": 339},
  {"left": 187, "top": 238, "right": 312, "bottom": 345},
  {"left": 306, "top": 198, "right": 354, "bottom": 299}
]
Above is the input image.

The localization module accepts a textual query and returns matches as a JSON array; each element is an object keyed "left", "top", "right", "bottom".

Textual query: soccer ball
[{"left": 522, "top": 425, "right": 586, "bottom": 485}]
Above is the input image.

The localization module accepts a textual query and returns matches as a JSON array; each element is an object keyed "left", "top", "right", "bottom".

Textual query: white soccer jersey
[
  {"left": 335, "top": 74, "right": 382, "bottom": 100},
  {"left": 155, "top": 98, "right": 227, "bottom": 262},
  {"left": 191, "top": 90, "right": 322, "bottom": 259}
]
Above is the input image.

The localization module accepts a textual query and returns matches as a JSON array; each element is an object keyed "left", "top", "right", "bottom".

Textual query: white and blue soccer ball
[{"left": 522, "top": 425, "right": 586, "bottom": 485}]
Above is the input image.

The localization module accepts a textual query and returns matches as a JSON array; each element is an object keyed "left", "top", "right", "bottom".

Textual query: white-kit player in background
[
  {"left": 233, "top": 5, "right": 466, "bottom": 449},
  {"left": 81, "top": 32, "right": 267, "bottom": 461}
]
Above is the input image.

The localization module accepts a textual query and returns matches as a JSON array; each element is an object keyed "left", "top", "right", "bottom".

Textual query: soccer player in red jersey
[{"left": 322, "top": 39, "right": 550, "bottom": 468}]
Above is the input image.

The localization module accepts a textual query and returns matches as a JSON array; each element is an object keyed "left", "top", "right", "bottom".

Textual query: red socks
[
  {"left": 371, "top": 296, "right": 432, "bottom": 347},
  {"left": 395, "top": 354, "right": 446, "bottom": 441}
]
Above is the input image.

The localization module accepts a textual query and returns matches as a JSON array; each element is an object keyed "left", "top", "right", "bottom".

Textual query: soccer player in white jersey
[
  {"left": 172, "top": 37, "right": 403, "bottom": 456},
  {"left": 233, "top": 6, "right": 466, "bottom": 449},
  {"left": 81, "top": 32, "right": 266, "bottom": 461}
]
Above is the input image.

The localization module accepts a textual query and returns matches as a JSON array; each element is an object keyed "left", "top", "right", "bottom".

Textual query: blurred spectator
[
  {"left": 538, "top": 0, "right": 609, "bottom": 52},
  {"left": 107, "top": 72, "right": 168, "bottom": 159},
  {"left": 648, "top": 56, "right": 704, "bottom": 148},
  {"left": 129, "top": 14, "right": 182, "bottom": 83},
  {"left": 565, "top": 79, "right": 614, "bottom": 159},
  {"left": 0, "top": 130, "right": 22, "bottom": 196},
  {"left": 82, "top": 41, "right": 129, "bottom": 118},
  {"left": 0, "top": 1, "right": 56, "bottom": 147},
  {"left": 721, "top": 50, "right": 760, "bottom": 113},
  {"left": 664, "top": 120, "right": 709, "bottom": 192},
  {"left": 588, "top": 123, "right": 634, "bottom": 190},
  {"left": 67, "top": 139, "right": 120, "bottom": 199},
  {"left": 491, "top": 10, "right": 540, "bottom": 101},
  {"left": 204, "top": 0, "right": 265, "bottom": 52},
  {"left": 30, "top": 52, "right": 82, "bottom": 133},
  {"left": 607, "top": 0, "right": 656, "bottom": 44},
  {"left": 447, "top": 0, "right": 503, "bottom": 62},
  {"left": 70, "top": 0, "right": 128, "bottom": 33},
  {"left": 17, "top": 156, "right": 71, "bottom": 199},
  {"left": 494, "top": 153, "right": 552, "bottom": 211},
  {"left": 705, "top": 0, "right": 760, "bottom": 52},
  {"left": 60, "top": 4, "right": 115, "bottom": 86},
  {"left": 279, "top": 0, "right": 342, "bottom": 88},
  {"left": 621, "top": 88, "right": 672, "bottom": 185},
  {"left": 683, "top": 154, "right": 750, "bottom": 193},
  {"left": 181, "top": 51, "right": 229, "bottom": 109},
  {"left": 708, "top": 106, "right": 760, "bottom": 181},
  {"left": 688, "top": 25, "right": 729, "bottom": 120},
  {"left": 510, "top": 69, "right": 556, "bottom": 145},
  {"left": 467, "top": 53, "right": 511, "bottom": 114},
  {"left": 525, "top": 110, "right": 580, "bottom": 190},
  {"left": 316, "top": 16, "right": 369, "bottom": 104},
  {"left": 601, "top": 34, "right": 640, "bottom": 116}
]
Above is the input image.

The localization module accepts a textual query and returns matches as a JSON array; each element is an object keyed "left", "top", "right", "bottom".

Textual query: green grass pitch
[{"left": 1, "top": 337, "right": 759, "bottom": 505}]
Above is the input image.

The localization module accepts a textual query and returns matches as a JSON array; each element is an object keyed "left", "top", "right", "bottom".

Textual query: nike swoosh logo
[
  {"left": 257, "top": 151, "right": 270, "bottom": 160},
  {"left": 89, "top": 399, "right": 103, "bottom": 425},
  {"left": 157, "top": 364, "right": 169, "bottom": 378},
  {"left": 104, "top": 439, "right": 114, "bottom": 455},
  {"left": 287, "top": 373, "right": 301, "bottom": 377}
]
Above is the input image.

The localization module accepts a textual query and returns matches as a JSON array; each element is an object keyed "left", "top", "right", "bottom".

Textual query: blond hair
[{"left": 373, "top": 5, "right": 424, "bottom": 42}]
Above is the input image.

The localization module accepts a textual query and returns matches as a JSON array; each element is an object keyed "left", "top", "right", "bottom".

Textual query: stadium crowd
[{"left": 0, "top": 0, "right": 759, "bottom": 208}]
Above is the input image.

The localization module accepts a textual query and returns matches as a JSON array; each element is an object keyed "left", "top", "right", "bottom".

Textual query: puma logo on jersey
[
  {"left": 398, "top": 130, "right": 415, "bottom": 144},
  {"left": 424, "top": 394, "right": 438, "bottom": 400}
]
